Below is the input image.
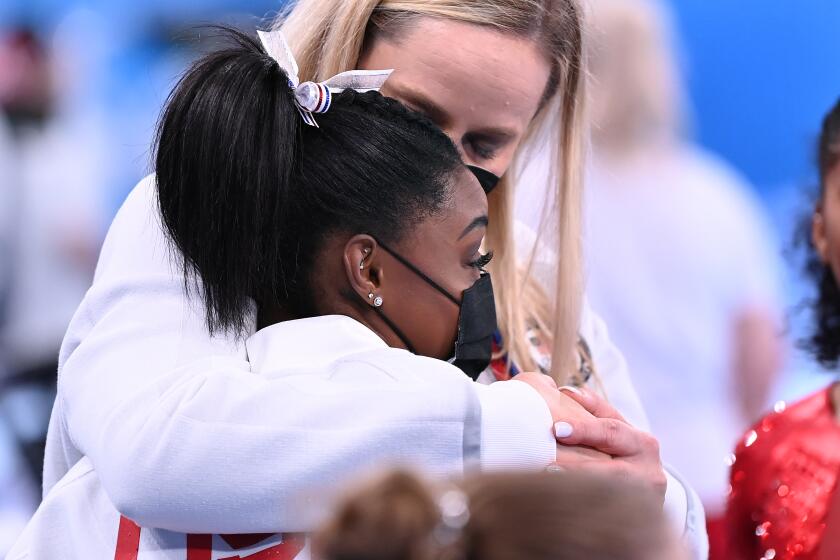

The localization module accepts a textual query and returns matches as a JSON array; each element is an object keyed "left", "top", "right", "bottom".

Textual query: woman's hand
[
  {"left": 553, "top": 385, "right": 667, "bottom": 504},
  {"left": 513, "top": 373, "right": 611, "bottom": 463},
  {"left": 513, "top": 373, "right": 666, "bottom": 503}
]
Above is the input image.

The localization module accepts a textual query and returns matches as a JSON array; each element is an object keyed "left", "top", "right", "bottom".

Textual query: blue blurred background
[
  {"left": 0, "top": 0, "right": 838, "bottom": 553},
  {"left": 2, "top": 0, "right": 837, "bottom": 224},
  {"left": 672, "top": 0, "right": 840, "bottom": 398}
]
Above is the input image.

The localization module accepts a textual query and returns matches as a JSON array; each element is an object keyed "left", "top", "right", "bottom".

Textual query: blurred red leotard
[{"left": 727, "top": 384, "right": 840, "bottom": 560}]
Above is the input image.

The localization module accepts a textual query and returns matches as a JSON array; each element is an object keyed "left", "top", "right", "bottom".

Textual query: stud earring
[
  {"left": 368, "top": 293, "right": 374, "bottom": 299},
  {"left": 373, "top": 295, "right": 383, "bottom": 307}
]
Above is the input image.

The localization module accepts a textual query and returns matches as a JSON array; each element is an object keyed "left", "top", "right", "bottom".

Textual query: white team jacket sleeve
[
  {"left": 513, "top": 221, "right": 707, "bottom": 555},
  {"left": 46, "top": 176, "right": 555, "bottom": 534}
]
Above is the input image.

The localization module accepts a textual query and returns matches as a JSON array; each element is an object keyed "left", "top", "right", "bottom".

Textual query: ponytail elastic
[{"left": 256, "top": 28, "right": 392, "bottom": 127}]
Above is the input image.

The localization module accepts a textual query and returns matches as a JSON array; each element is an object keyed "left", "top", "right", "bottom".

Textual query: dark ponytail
[
  {"left": 154, "top": 27, "right": 298, "bottom": 335},
  {"left": 154, "top": 26, "right": 462, "bottom": 336}
]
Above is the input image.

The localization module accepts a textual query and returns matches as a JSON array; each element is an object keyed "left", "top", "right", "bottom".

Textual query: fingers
[
  {"left": 517, "top": 371, "right": 558, "bottom": 391},
  {"left": 558, "top": 385, "right": 628, "bottom": 423},
  {"left": 554, "top": 415, "right": 661, "bottom": 460}
]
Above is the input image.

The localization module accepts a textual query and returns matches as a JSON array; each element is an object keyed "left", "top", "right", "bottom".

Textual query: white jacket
[
  {"left": 15, "top": 176, "right": 705, "bottom": 557},
  {"left": 12, "top": 313, "right": 704, "bottom": 559},
  {"left": 10, "top": 314, "right": 556, "bottom": 559}
]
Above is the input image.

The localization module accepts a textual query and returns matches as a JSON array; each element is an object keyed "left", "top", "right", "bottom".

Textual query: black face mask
[
  {"left": 466, "top": 165, "right": 501, "bottom": 194},
  {"left": 372, "top": 242, "right": 498, "bottom": 381}
]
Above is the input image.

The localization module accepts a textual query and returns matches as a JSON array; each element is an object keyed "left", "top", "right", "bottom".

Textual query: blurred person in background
[
  {"left": 727, "top": 97, "right": 840, "bottom": 560},
  {"left": 519, "top": 0, "right": 782, "bottom": 557},
  {"left": 0, "top": 39, "right": 38, "bottom": 557},
  {"left": 0, "top": 25, "right": 102, "bottom": 477},
  {"left": 0, "top": 25, "right": 104, "bottom": 556},
  {"left": 315, "top": 469, "right": 689, "bottom": 560}
]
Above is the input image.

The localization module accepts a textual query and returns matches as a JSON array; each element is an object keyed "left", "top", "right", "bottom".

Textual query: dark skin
[
  {"left": 258, "top": 167, "right": 609, "bottom": 465},
  {"left": 258, "top": 167, "right": 488, "bottom": 351},
  {"left": 812, "top": 162, "right": 840, "bottom": 422},
  {"left": 310, "top": 167, "right": 488, "bottom": 358}
]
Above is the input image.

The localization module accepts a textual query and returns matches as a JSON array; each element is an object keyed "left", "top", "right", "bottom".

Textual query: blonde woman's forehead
[{"left": 358, "top": 18, "right": 550, "bottom": 167}]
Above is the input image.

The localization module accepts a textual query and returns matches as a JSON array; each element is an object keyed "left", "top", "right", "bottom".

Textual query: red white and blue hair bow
[{"left": 257, "top": 29, "right": 393, "bottom": 127}]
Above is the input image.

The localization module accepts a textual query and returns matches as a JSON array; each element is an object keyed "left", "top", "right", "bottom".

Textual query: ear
[
  {"left": 343, "top": 234, "right": 385, "bottom": 308},
  {"left": 813, "top": 206, "right": 830, "bottom": 263}
]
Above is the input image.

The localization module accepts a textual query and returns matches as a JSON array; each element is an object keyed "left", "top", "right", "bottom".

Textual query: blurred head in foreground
[{"left": 314, "top": 469, "right": 687, "bottom": 560}]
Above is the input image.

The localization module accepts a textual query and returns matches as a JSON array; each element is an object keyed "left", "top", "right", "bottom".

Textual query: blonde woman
[{"left": 41, "top": 0, "right": 703, "bottom": 556}]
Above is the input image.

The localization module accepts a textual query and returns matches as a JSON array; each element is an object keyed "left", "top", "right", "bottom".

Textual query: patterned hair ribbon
[{"left": 257, "top": 29, "right": 393, "bottom": 127}]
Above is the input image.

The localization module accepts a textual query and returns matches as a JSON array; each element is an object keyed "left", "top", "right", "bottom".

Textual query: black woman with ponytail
[
  {"left": 9, "top": 26, "right": 598, "bottom": 559},
  {"left": 155, "top": 27, "right": 472, "bottom": 357}
]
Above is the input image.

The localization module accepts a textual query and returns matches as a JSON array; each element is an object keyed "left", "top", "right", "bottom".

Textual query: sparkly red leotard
[{"left": 727, "top": 384, "right": 840, "bottom": 560}]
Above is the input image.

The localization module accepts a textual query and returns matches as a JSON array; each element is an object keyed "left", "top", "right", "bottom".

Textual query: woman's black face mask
[
  {"left": 371, "top": 242, "right": 498, "bottom": 381},
  {"left": 363, "top": 166, "right": 499, "bottom": 379}
]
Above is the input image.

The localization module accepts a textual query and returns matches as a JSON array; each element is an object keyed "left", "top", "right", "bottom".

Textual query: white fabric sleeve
[
  {"left": 576, "top": 303, "right": 704, "bottom": 551},
  {"left": 664, "top": 465, "right": 709, "bottom": 560},
  {"left": 475, "top": 381, "right": 556, "bottom": 470},
  {"left": 50, "top": 176, "right": 555, "bottom": 534},
  {"left": 583, "top": 305, "right": 706, "bottom": 557},
  {"left": 513, "top": 220, "right": 707, "bottom": 552},
  {"left": 581, "top": 304, "right": 708, "bottom": 560}
]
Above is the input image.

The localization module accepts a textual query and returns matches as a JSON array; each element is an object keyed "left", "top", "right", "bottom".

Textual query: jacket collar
[{"left": 246, "top": 315, "right": 388, "bottom": 374}]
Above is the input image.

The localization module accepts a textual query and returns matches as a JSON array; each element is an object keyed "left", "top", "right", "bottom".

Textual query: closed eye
[
  {"left": 468, "top": 138, "right": 500, "bottom": 160},
  {"left": 465, "top": 131, "right": 513, "bottom": 161}
]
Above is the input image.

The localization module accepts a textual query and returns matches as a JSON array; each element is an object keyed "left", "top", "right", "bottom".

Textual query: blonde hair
[{"left": 276, "top": 0, "right": 586, "bottom": 381}]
